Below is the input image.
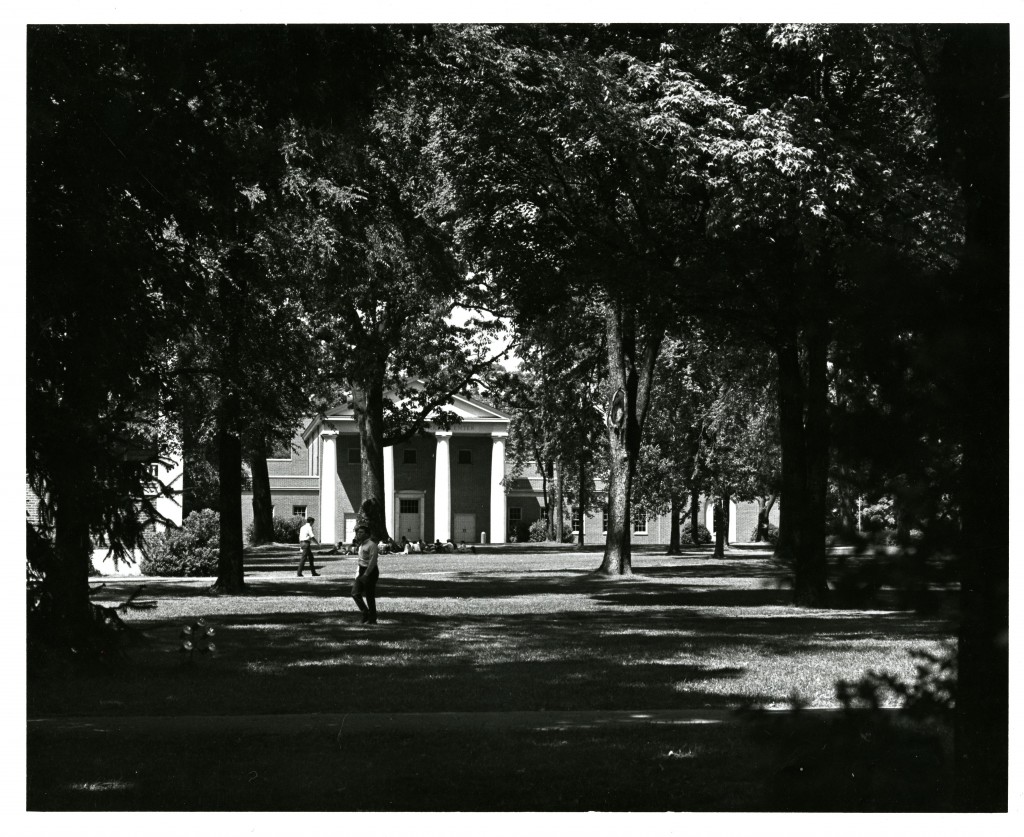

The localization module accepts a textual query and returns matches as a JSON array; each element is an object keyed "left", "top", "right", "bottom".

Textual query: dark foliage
[
  {"left": 837, "top": 642, "right": 956, "bottom": 724},
  {"left": 750, "top": 523, "right": 779, "bottom": 547},
  {"left": 141, "top": 510, "right": 220, "bottom": 577},
  {"left": 680, "top": 521, "right": 712, "bottom": 545}
]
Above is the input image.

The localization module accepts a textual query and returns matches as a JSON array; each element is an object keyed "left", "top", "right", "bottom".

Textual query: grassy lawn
[{"left": 27, "top": 545, "right": 957, "bottom": 811}]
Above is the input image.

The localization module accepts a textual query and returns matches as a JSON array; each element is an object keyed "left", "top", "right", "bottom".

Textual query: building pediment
[{"left": 303, "top": 382, "right": 509, "bottom": 443}]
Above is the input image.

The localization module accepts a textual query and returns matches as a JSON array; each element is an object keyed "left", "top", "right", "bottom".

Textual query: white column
[
  {"left": 155, "top": 452, "right": 184, "bottom": 531},
  {"left": 490, "top": 432, "right": 508, "bottom": 544},
  {"left": 384, "top": 445, "right": 395, "bottom": 538},
  {"left": 320, "top": 430, "right": 339, "bottom": 544},
  {"left": 433, "top": 431, "right": 452, "bottom": 542},
  {"left": 728, "top": 499, "right": 738, "bottom": 543}
]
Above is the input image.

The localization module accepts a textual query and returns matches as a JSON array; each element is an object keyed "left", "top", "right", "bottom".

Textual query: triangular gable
[
  {"left": 446, "top": 392, "right": 511, "bottom": 420},
  {"left": 302, "top": 383, "right": 509, "bottom": 442}
]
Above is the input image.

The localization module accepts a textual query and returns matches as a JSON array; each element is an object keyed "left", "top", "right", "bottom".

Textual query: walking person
[
  {"left": 351, "top": 524, "right": 379, "bottom": 624},
  {"left": 296, "top": 516, "right": 320, "bottom": 577}
]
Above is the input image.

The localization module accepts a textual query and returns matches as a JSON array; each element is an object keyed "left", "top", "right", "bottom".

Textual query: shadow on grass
[
  {"left": 29, "top": 594, "right": 953, "bottom": 722},
  {"left": 30, "top": 550, "right": 957, "bottom": 811},
  {"left": 27, "top": 709, "right": 952, "bottom": 811}
]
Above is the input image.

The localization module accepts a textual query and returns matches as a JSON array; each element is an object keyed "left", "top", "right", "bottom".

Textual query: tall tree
[
  {"left": 424, "top": 25, "right": 740, "bottom": 573},
  {"left": 633, "top": 331, "right": 719, "bottom": 555},
  {"left": 686, "top": 24, "right": 962, "bottom": 603},
  {"left": 147, "top": 26, "right": 417, "bottom": 585},
  {"left": 27, "top": 27, "right": 187, "bottom": 648},
  {"left": 162, "top": 79, "right": 353, "bottom": 592},
  {"left": 931, "top": 24, "right": 1008, "bottom": 813},
  {"left": 303, "top": 142, "right": 506, "bottom": 543}
]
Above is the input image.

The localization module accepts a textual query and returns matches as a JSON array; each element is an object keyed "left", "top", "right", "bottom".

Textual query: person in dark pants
[
  {"left": 351, "top": 524, "right": 379, "bottom": 624},
  {"left": 296, "top": 516, "right": 320, "bottom": 577}
]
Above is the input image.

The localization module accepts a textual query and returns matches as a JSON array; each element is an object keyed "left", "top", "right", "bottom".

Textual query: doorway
[
  {"left": 453, "top": 513, "right": 477, "bottom": 544},
  {"left": 398, "top": 496, "right": 423, "bottom": 542}
]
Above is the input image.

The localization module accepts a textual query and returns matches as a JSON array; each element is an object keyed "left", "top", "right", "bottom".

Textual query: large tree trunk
[
  {"left": 536, "top": 453, "right": 549, "bottom": 539},
  {"left": 936, "top": 24, "right": 1009, "bottom": 813},
  {"left": 576, "top": 457, "right": 587, "bottom": 547},
  {"left": 775, "top": 326, "right": 829, "bottom": 606},
  {"left": 212, "top": 389, "right": 245, "bottom": 593},
  {"left": 689, "top": 486, "right": 700, "bottom": 543},
  {"left": 598, "top": 299, "right": 662, "bottom": 575},
  {"left": 554, "top": 461, "right": 564, "bottom": 543},
  {"left": 713, "top": 496, "right": 726, "bottom": 558},
  {"left": 601, "top": 421, "right": 633, "bottom": 573},
  {"left": 247, "top": 438, "right": 274, "bottom": 545},
  {"left": 49, "top": 464, "right": 95, "bottom": 637},
  {"left": 666, "top": 492, "right": 682, "bottom": 555},
  {"left": 756, "top": 494, "right": 777, "bottom": 542},
  {"left": 352, "top": 376, "right": 392, "bottom": 544},
  {"left": 775, "top": 332, "right": 804, "bottom": 566},
  {"left": 800, "top": 321, "right": 831, "bottom": 602}
]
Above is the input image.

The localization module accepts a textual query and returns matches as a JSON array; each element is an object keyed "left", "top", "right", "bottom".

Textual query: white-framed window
[
  {"left": 292, "top": 505, "right": 307, "bottom": 519},
  {"left": 509, "top": 506, "right": 522, "bottom": 525},
  {"left": 571, "top": 507, "right": 582, "bottom": 533},
  {"left": 399, "top": 498, "right": 419, "bottom": 514},
  {"left": 458, "top": 449, "right": 472, "bottom": 465},
  {"left": 403, "top": 448, "right": 417, "bottom": 465},
  {"left": 632, "top": 509, "right": 648, "bottom": 534},
  {"left": 348, "top": 448, "right": 361, "bottom": 465}
]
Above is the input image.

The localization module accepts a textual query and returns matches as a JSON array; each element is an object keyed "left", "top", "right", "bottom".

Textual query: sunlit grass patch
[{"left": 67, "top": 780, "right": 136, "bottom": 792}]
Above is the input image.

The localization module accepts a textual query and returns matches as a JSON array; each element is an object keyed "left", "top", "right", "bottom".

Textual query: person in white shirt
[
  {"left": 296, "top": 516, "right": 320, "bottom": 577},
  {"left": 351, "top": 524, "right": 379, "bottom": 624}
]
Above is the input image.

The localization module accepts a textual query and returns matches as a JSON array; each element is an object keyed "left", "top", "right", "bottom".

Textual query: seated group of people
[
  {"left": 339, "top": 535, "right": 472, "bottom": 555},
  {"left": 399, "top": 536, "right": 472, "bottom": 554}
]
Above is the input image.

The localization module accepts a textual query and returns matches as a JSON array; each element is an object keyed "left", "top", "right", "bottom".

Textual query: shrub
[
  {"left": 246, "top": 514, "right": 305, "bottom": 545},
  {"left": 275, "top": 515, "right": 306, "bottom": 543},
  {"left": 750, "top": 523, "right": 780, "bottom": 546},
  {"left": 680, "top": 520, "right": 711, "bottom": 545},
  {"left": 141, "top": 509, "right": 220, "bottom": 577},
  {"left": 528, "top": 519, "right": 550, "bottom": 542}
]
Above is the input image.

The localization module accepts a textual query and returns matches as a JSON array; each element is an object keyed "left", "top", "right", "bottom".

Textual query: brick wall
[{"left": 266, "top": 427, "right": 312, "bottom": 477}]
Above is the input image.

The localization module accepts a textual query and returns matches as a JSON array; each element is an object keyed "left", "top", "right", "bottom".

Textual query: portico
[{"left": 302, "top": 388, "right": 511, "bottom": 546}]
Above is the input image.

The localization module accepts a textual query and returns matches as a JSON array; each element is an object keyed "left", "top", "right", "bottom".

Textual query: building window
[
  {"left": 571, "top": 507, "right": 582, "bottom": 533},
  {"left": 509, "top": 507, "right": 522, "bottom": 525},
  {"left": 292, "top": 505, "right": 307, "bottom": 519},
  {"left": 602, "top": 506, "right": 609, "bottom": 533},
  {"left": 399, "top": 498, "right": 419, "bottom": 514},
  {"left": 403, "top": 449, "right": 417, "bottom": 465},
  {"left": 458, "top": 449, "right": 472, "bottom": 465},
  {"left": 348, "top": 448, "right": 361, "bottom": 465},
  {"left": 632, "top": 509, "right": 648, "bottom": 534}
]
